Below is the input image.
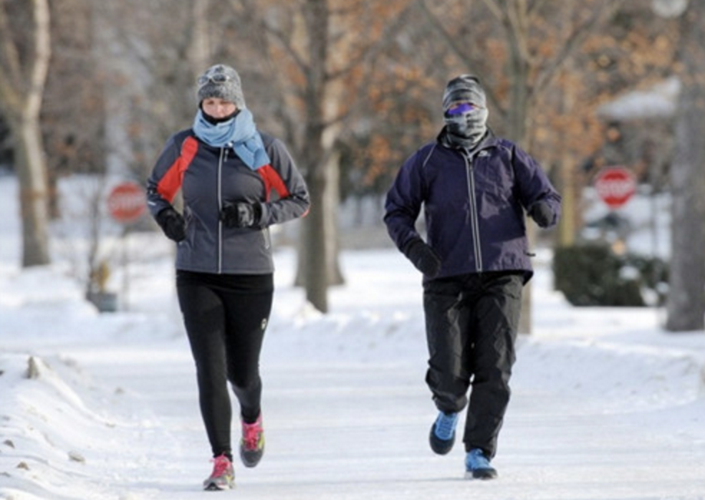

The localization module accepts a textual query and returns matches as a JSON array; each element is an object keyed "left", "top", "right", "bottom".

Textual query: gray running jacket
[{"left": 147, "top": 129, "right": 310, "bottom": 275}]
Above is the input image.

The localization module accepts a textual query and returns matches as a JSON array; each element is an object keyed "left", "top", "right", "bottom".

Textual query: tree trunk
[
  {"left": 665, "top": 5, "right": 705, "bottom": 332},
  {"left": 190, "top": 0, "right": 210, "bottom": 71},
  {"left": 293, "top": 0, "right": 346, "bottom": 312},
  {"left": 556, "top": 158, "right": 577, "bottom": 248},
  {"left": 324, "top": 148, "right": 344, "bottom": 286},
  {"left": 0, "top": 0, "right": 52, "bottom": 267},
  {"left": 295, "top": 147, "right": 344, "bottom": 304},
  {"left": 503, "top": 2, "right": 534, "bottom": 334},
  {"left": 301, "top": 173, "right": 329, "bottom": 312},
  {"left": 296, "top": 125, "right": 344, "bottom": 312},
  {"left": 14, "top": 115, "right": 51, "bottom": 266},
  {"left": 556, "top": 64, "right": 579, "bottom": 249}
]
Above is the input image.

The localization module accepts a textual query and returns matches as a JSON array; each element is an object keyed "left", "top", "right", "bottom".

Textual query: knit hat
[
  {"left": 442, "top": 75, "right": 486, "bottom": 111},
  {"left": 196, "top": 64, "right": 246, "bottom": 109}
]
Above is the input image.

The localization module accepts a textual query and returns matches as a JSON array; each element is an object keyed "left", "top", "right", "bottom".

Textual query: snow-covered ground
[{"left": 1, "top": 174, "right": 704, "bottom": 500}]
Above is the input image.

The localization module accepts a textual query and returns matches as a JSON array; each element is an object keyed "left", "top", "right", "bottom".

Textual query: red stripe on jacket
[
  {"left": 157, "top": 136, "right": 199, "bottom": 202},
  {"left": 257, "top": 164, "right": 290, "bottom": 201}
]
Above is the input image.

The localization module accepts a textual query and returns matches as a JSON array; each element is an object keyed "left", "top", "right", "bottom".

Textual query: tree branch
[
  {"left": 417, "top": 0, "right": 505, "bottom": 117},
  {"left": 527, "top": 0, "right": 551, "bottom": 21},
  {"left": 326, "top": 3, "right": 411, "bottom": 83},
  {"left": 25, "top": 0, "right": 51, "bottom": 118},
  {"left": 0, "top": 1, "right": 22, "bottom": 109},
  {"left": 531, "top": 0, "right": 620, "bottom": 105},
  {"left": 264, "top": 20, "right": 309, "bottom": 76},
  {"left": 478, "top": 0, "right": 504, "bottom": 22}
]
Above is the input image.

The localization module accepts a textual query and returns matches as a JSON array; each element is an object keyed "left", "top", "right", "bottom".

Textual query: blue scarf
[{"left": 192, "top": 108, "right": 270, "bottom": 170}]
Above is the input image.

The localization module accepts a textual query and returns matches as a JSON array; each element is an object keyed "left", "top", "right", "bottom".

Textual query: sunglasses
[
  {"left": 446, "top": 102, "right": 479, "bottom": 115},
  {"left": 197, "top": 73, "right": 231, "bottom": 86}
]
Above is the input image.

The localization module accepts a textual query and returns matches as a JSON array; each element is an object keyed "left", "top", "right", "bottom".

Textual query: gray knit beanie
[
  {"left": 196, "top": 64, "right": 246, "bottom": 109},
  {"left": 442, "top": 74, "right": 486, "bottom": 111}
]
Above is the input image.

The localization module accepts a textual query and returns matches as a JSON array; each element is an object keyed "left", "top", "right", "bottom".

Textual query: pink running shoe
[
  {"left": 239, "top": 413, "right": 265, "bottom": 468},
  {"left": 203, "top": 454, "right": 234, "bottom": 491}
]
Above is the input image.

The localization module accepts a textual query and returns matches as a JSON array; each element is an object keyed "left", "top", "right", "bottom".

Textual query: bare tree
[
  {"left": 287, "top": 0, "right": 340, "bottom": 312},
  {"left": 665, "top": 3, "right": 705, "bottom": 332},
  {"left": 0, "top": 0, "right": 51, "bottom": 266},
  {"left": 42, "top": 0, "right": 105, "bottom": 218},
  {"left": 216, "top": 0, "right": 414, "bottom": 312},
  {"left": 91, "top": 0, "right": 204, "bottom": 182}
]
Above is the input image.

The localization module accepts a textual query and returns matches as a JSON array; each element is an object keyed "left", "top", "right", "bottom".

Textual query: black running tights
[{"left": 176, "top": 270, "right": 273, "bottom": 459}]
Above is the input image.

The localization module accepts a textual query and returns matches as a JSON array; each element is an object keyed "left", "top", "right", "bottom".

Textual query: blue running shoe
[
  {"left": 429, "top": 411, "right": 458, "bottom": 455},
  {"left": 465, "top": 448, "right": 497, "bottom": 479}
]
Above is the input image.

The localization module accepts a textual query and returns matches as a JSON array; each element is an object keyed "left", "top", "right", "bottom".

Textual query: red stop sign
[
  {"left": 107, "top": 182, "right": 147, "bottom": 223},
  {"left": 594, "top": 167, "right": 636, "bottom": 209}
]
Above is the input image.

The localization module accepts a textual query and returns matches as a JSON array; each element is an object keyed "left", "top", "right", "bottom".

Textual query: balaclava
[
  {"left": 196, "top": 64, "right": 246, "bottom": 110},
  {"left": 442, "top": 75, "right": 489, "bottom": 149}
]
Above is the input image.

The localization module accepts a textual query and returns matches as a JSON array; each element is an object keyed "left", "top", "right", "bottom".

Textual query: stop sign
[
  {"left": 107, "top": 181, "right": 147, "bottom": 223},
  {"left": 594, "top": 167, "right": 636, "bottom": 209}
]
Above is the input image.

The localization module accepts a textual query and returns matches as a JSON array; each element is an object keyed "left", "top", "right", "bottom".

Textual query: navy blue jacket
[{"left": 384, "top": 132, "right": 561, "bottom": 282}]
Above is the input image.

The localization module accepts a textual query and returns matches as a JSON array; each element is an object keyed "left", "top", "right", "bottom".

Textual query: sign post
[
  {"left": 594, "top": 167, "right": 637, "bottom": 210},
  {"left": 106, "top": 181, "right": 147, "bottom": 312}
]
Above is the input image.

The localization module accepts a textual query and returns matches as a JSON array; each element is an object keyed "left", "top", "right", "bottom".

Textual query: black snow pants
[
  {"left": 176, "top": 270, "right": 274, "bottom": 459},
  {"left": 423, "top": 271, "right": 524, "bottom": 458}
]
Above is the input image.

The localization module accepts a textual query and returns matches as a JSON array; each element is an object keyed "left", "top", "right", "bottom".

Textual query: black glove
[
  {"left": 220, "top": 201, "right": 262, "bottom": 228},
  {"left": 403, "top": 238, "right": 442, "bottom": 277},
  {"left": 529, "top": 200, "right": 553, "bottom": 228},
  {"left": 155, "top": 207, "right": 186, "bottom": 242}
]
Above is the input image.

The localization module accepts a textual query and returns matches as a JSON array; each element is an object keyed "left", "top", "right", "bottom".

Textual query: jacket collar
[{"left": 437, "top": 126, "right": 499, "bottom": 152}]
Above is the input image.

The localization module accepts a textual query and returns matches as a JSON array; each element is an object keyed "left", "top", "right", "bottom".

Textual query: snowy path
[
  {"left": 1, "top": 236, "right": 705, "bottom": 499},
  {"left": 55, "top": 333, "right": 705, "bottom": 500}
]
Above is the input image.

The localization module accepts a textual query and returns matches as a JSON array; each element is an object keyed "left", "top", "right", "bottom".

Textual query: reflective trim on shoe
[
  {"left": 203, "top": 454, "right": 235, "bottom": 490},
  {"left": 464, "top": 448, "right": 498, "bottom": 480},
  {"left": 429, "top": 411, "right": 458, "bottom": 455},
  {"left": 240, "top": 413, "right": 265, "bottom": 468}
]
